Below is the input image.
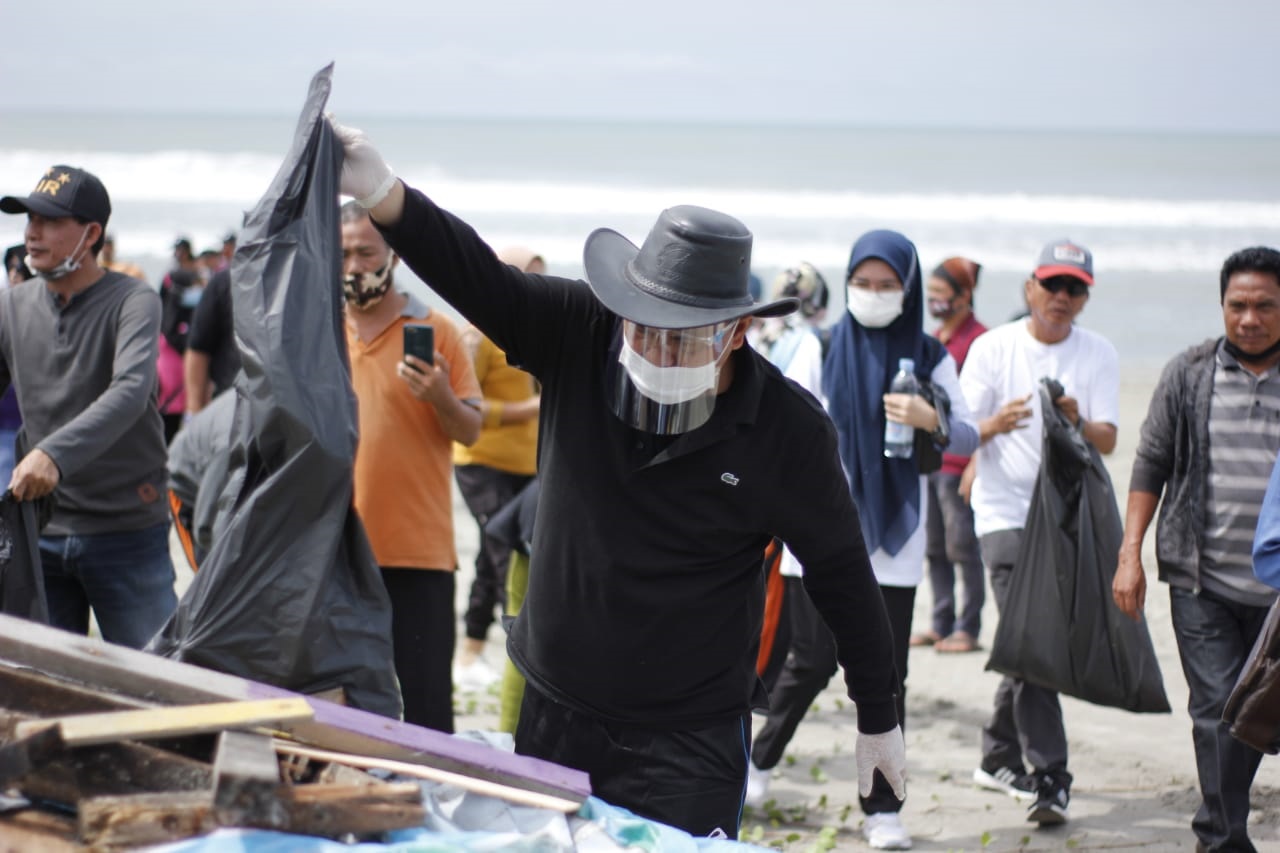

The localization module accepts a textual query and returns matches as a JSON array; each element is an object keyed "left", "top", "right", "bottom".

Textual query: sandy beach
[
  {"left": 162, "top": 362, "right": 1278, "bottom": 851},
  {"left": 442, "top": 363, "right": 1280, "bottom": 851}
]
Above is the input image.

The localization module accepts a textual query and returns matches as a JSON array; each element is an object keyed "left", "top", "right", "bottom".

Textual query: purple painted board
[{"left": 0, "top": 614, "right": 590, "bottom": 801}]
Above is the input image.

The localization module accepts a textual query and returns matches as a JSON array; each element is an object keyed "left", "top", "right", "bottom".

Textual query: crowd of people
[{"left": 0, "top": 132, "right": 1278, "bottom": 852}]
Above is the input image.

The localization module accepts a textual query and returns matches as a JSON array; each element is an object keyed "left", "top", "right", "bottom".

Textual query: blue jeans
[
  {"left": 0, "top": 428, "right": 17, "bottom": 490},
  {"left": 40, "top": 523, "right": 177, "bottom": 649},
  {"left": 1169, "top": 586, "right": 1269, "bottom": 853}
]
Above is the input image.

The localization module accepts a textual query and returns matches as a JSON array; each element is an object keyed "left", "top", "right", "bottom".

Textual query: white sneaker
[
  {"left": 743, "top": 762, "right": 770, "bottom": 807},
  {"left": 863, "top": 812, "right": 912, "bottom": 850},
  {"left": 452, "top": 657, "right": 499, "bottom": 691}
]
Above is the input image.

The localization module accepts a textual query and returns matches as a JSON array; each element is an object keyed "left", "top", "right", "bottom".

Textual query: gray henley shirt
[{"left": 0, "top": 270, "right": 170, "bottom": 536}]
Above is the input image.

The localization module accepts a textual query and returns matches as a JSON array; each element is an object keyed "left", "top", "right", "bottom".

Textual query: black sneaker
[
  {"left": 972, "top": 761, "right": 1036, "bottom": 802},
  {"left": 1026, "top": 774, "right": 1069, "bottom": 825}
]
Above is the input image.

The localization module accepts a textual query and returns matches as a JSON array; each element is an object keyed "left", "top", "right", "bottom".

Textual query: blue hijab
[{"left": 822, "top": 230, "right": 945, "bottom": 556}]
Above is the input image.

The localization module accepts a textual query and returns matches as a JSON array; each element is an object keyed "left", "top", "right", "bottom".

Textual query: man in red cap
[
  {"left": 959, "top": 238, "right": 1119, "bottom": 826},
  {"left": 0, "top": 166, "right": 176, "bottom": 649}
]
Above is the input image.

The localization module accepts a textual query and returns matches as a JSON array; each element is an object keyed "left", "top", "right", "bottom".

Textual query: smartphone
[{"left": 403, "top": 323, "right": 434, "bottom": 367}]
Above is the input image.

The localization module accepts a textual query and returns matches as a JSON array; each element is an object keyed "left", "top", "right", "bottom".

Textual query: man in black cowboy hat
[{"left": 329, "top": 119, "right": 905, "bottom": 839}]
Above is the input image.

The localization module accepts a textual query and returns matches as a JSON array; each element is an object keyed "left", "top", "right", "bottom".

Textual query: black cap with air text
[{"left": 0, "top": 165, "right": 111, "bottom": 227}]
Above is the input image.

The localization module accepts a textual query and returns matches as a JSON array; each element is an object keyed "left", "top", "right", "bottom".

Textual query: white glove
[
  {"left": 327, "top": 115, "right": 397, "bottom": 208},
  {"left": 855, "top": 725, "right": 907, "bottom": 799}
]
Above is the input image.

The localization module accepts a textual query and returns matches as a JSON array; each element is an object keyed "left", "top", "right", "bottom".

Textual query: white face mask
[
  {"left": 846, "top": 286, "right": 904, "bottom": 328},
  {"left": 31, "top": 226, "right": 92, "bottom": 282},
  {"left": 618, "top": 336, "right": 726, "bottom": 405}
]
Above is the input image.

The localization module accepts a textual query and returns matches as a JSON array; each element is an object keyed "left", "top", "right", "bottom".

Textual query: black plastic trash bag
[
  {"left": 148, "top": 65, "right": 402, "bottom": 719},
  {"left": 986, "top": 378, "right": 1170, "bottom": 713},
  {"left": 0, "top": 492, "right": 47, "bottom": 624}
]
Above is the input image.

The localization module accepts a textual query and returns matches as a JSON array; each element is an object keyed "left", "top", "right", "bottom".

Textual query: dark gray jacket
[
  {"left": 1129, "top": 338, "right": 1218, "bottom": 590},
  {"left": 167, "top": 389, "right": 239, "bottom": 554}
]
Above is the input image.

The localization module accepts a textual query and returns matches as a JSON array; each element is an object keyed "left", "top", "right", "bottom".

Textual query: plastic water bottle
[{"left": 884, "top": 357, "right": 918, "bottom": 459}]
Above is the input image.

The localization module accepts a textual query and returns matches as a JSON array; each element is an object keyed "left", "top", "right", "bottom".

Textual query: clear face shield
[{"left": 606, "top": 319, "right": 738, "bottom": 435}]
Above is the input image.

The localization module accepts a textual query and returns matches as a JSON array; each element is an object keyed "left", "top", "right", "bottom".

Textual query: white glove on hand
[
  {"left": 327, "top": 115, "right": 396, "bottom": 208},
  {"left": 855, "top": 725, "right": 907, "bottom": 799}
]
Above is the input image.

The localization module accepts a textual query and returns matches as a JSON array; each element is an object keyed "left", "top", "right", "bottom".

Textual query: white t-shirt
[
  {"left": 960, "top": 320, "right": 1120, "bottom": 537},
  {"left": 864, "top": 352, "right": 976, "bottom": 587},
  {"left": 769, "top": 329, "right": 824, "bottom": 578}
]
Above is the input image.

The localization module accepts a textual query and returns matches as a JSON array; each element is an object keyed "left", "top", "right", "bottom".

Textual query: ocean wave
[{"left": 2, "top": 149, "right": 1279, "bottom": 231}]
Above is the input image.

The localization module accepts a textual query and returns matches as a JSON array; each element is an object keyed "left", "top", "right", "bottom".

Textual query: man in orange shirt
[{"left": 341, "top": 201, "right": 482, "bottom": 732}]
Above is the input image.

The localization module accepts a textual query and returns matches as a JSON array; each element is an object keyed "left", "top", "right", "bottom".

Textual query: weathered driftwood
[
  {"left": 0, "top": 726, "right": 61, "bottom": 788},
  {"left": 77, "top": 790, "right": 216, "bottom": 848},
  {"left": 0, "top": 807, "right": 80, "bottom": 852},
  {"left": 0, "top": 710, "right": 212, "bottom": 807},
  {"left": 76, "top": 783, "right": 426, "bottom": 847}
]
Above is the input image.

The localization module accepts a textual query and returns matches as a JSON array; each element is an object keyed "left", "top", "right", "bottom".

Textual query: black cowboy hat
[{"left": 583, "top": 205, "right": 797, "bottom": 329}]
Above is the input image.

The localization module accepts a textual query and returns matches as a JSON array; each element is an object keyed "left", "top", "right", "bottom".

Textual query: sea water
[{"left": 2, "top": 111, "right": 1278, "bottom": 369}]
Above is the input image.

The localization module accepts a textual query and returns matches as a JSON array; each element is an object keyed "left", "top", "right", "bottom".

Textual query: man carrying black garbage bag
[
  {"left": 329, "top": 118, "right": 905, "bottom": 839},
  {"left": 959, "top": 239, "right": 1120, "bottom": 826}
]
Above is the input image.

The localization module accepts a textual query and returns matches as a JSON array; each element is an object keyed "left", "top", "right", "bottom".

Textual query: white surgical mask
[
  {"left": 846, "top": 286, "right": 904, "bottom": 328},
  {"left": 31, "top": 226, "right": 92, "bottom": 282},
  {"left": 618, "top": 337, "right": 724, "bottom": 405}
]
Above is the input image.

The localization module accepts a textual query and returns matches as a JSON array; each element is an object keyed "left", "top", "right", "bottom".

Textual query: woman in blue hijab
[{"left": 823, "top": 230, "right": 979, "bottom": 849}]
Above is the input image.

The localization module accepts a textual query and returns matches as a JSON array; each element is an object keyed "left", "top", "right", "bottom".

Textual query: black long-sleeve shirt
[{"left": 381, "top": 187, "right": 899, "bottom": 733}]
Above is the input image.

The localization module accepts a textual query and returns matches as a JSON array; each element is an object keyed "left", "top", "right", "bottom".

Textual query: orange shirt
[{"left": 347, "top": 296, "right": 481, "bottom": 571}]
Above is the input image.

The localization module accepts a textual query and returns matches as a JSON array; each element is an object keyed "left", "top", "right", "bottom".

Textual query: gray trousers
[
  {"left": 925, "top": 471, "right": 985, "bottom": 638},
  {"left": 980, "top": 529, "right": 1069, "bottom": 780}
]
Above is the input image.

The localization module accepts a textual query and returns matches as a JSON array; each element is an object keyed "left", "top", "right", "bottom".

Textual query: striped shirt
[{"left": 1203, "top": 344, "right": 1280, "bottom": 606}]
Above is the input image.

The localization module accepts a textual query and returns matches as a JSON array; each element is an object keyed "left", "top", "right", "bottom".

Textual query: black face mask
[
  {"left": 342, "top": 262, "right": 392, "bottom": 307},
  {"left": 1224, "top": 336, "right": 1280, "bottom": 365}
]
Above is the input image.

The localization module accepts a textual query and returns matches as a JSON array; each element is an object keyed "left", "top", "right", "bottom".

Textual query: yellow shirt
[
  {"left": 452, "top": 333, "right": 538, "bottom": 475},
  {"left": 348, "top": 303, "right": 481, "bottom": 570}
]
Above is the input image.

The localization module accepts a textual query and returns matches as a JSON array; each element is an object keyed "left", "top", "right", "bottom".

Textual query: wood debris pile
[{"left": 0, "top": 615, "right": 590, "bottom": 851}]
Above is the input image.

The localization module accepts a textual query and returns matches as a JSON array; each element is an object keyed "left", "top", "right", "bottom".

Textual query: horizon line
[{"left": 2, "top": 107, "right": 1278, "bottom": 140}]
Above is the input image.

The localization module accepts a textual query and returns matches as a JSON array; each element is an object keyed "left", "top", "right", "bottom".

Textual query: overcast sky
[{"left": 2, "top": 0, "right": 1277, "bottom": 133}]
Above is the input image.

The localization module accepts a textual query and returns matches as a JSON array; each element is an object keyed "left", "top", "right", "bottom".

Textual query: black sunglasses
[{"left": 1036, "top": 276, "right": 1089, "bottom": 298}]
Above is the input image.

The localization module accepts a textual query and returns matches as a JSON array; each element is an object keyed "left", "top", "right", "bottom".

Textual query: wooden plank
[
  {"left": 274, "top": 782, "right": 424, "bottom": 837},
  {"left": 273, "top": 741, "right": 581, "bottom": 812},
  {"left": 212, "top": 731, "right": 284, "bottom": 828},
  {"left": 0, "top": 615, "right": 590, "bottom": 804},
  {"left": 14, "top": 698, "right": 314, "bottom": 746},
  {"left": 0, "top": 665, "right": 150, "bottom": 717},
  {"left": 77, "top": 790, "right": 215, "bottom": 848}
]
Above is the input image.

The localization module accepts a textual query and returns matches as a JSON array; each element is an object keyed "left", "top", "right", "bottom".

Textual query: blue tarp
[{"left": 148, "top": 795, "right": 766, "bottom": 853}]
